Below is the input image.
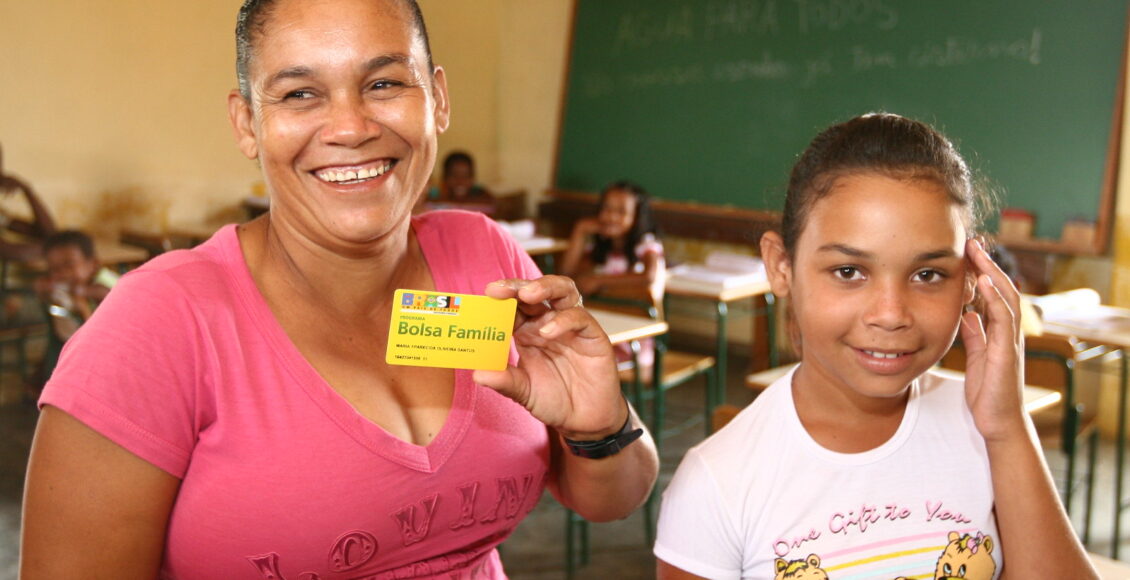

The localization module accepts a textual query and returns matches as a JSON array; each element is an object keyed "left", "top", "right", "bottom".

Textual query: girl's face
[
  {"left": 769, "top": 172, "right": 973, "bottom": 405},
  {"left": 597, "top": 189, "right": 638, "bottom": 239}
]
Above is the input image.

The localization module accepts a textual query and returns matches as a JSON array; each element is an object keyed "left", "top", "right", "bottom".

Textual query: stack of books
[
  {"left": 666, "top": 252, "right": 767, "bottom": 294},
  {"left": 1031, "top": 288, "right": 1130, "bottom": 332}
]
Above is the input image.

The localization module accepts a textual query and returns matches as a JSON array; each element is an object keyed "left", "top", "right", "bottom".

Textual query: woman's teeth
[
  {"left": 317, "top": 162, "right": 392, "bottom": 183},
  {"left": 864, "top": 351, "right": 902, "bottom": 359}
]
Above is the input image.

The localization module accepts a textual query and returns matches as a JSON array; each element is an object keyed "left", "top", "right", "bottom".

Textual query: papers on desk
[
  {"left": 1031, "top": 288, "right": 1130, "bottom": 333},
  {"left": 495, "top": 220, "right": 559, "bottom": 252},
  {"left": 518, "top": 237, "right": 561, "bottom": 252},
  {"left": 1043, "top": 306, "right": 1130, "bottom": 333},
  {"left": 666, "top": 252, "right": 767, "bottom": 293},
  {"left": 496, "top": 219, "right": 537, "bottom": 240}
]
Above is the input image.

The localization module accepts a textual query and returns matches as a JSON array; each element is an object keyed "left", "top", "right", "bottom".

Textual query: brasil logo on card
[{"left": 386, "top": 289, "right": 517, "bottom": 371}]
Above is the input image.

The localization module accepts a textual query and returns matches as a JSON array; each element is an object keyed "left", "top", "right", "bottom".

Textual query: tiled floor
[{"left": 3, "top": 349, "right": 1130, "bottom": 579}]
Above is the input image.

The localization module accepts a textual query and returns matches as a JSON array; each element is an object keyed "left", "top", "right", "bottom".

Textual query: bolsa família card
[{"left": 386, "top": 289, "right": 517, "bottom": 371}]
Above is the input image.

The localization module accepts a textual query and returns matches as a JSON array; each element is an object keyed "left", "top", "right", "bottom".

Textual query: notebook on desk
[
  {"left": 1031, "top": 288, "right": 1130, "bottom": 333},
  {"left": 666, "top": 252, "right": 767, "bottom": 293}
]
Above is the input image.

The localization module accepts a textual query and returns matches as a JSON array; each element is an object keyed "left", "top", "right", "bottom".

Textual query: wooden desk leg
[
  {"left": 710, "top": 300, "right": 729, "bottom": 435},
  {"left": 534, "top": 254, "right": 557, "bottom": 275},
  {"left": 1115, "top": 352, "right": 1128, "bottom": 558}
]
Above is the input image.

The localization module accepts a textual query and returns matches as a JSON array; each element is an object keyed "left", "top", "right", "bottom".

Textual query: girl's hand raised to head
[
  {"left": 472, "top": 276, "right": 625, "bottom": 440},
  {"left": 958, "top": 239, "right": 1027, "bottom": 442}
]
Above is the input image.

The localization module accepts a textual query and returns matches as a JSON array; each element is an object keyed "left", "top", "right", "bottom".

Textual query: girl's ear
[{"left": 760, "top": 231, "right": 793, "bottom": 297}]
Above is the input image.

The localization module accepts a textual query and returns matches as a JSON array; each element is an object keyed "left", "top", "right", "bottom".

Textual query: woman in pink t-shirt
[{"left": 21, "top": 1, "right": 658, "bottom": 577}]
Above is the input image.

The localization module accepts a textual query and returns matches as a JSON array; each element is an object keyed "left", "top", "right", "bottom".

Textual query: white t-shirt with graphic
[{"left": 655, "top": 366, "right": 1002, "bottom": 580}]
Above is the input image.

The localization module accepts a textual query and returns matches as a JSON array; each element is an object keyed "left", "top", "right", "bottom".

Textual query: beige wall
[
  {"left": 1, "top": 1, "right": 1126, "bottom": 304},
  {"left": 1, "top": 1, "right": 260, "bottom": 236},
  {"left": 420, "top": 0, "right": 573, "bottom": 199},
  {"left": 0, "top": 1, "right": 572, "bottom": 235}
]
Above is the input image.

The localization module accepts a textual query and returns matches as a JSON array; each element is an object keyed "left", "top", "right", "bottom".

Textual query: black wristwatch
[{"left": 563, "top": 406, "right": 644, "bottom": 459}]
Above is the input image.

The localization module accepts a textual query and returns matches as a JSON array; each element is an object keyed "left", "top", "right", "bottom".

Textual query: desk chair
[
  {"left": 564, "top": 294, "right": 716, "bottom": 578},
  {"left": 712, "top": 403, "right": 742, "bottom": 432},
  {"left": 940, "top": 334, "right": 1114, "bottom": 545},
  {"left": 0, "top": 321, "right": 47, "bottom": 391}
]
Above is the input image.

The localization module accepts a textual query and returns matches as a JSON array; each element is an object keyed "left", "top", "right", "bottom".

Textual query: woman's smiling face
[
  {"left": 783, "top": 172, "right": 973, "bottom": 404},
  {"left": 230, "top": 0, "right": 449, "bottom": 248}
]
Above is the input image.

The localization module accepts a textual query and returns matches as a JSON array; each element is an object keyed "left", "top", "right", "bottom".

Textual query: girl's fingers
[
  {"left": 965, "top": 240, "right": 1020, "bottom": 334},
  {"left": 966, "top": 240, "right": 1020, "bottom": 304},
  {"left": 977, "top": 272, "right": 1019, "bottom": 341},
  {"left": 959, "top": 309, "right": 987, "bottom": 353}
]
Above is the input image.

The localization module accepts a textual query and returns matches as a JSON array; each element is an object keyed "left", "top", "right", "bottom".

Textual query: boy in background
[{"left": 31, "top": 229, "right": 118, "bottom": 387}]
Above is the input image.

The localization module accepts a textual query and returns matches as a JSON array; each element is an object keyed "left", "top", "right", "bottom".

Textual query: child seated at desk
[
  {"left": 560, "top": 180, "right": 665, "bottom": 306},
  {"left": 31, "top": 229, "right": 119, "bottom": 387},
  {"left": 561, "top": 181, "right": 665, "bottom": 369},
  {"left": 428, "top": 150, "right": 492, "bottom": 203}
]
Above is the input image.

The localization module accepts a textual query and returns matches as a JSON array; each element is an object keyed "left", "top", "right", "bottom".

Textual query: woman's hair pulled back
[
  {"left": 781, "top": 113, "right": 993, "bottom": 255},
  {"left": 235, "top": 0, "right": 433, "bottom": 101}
]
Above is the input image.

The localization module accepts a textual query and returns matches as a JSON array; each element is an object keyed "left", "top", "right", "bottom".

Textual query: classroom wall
[
  {"left": 0, "top": 1, "right": 260, "bottom": 236},
  {"left": 419, "top": 0, "right": 573, "bottom": 198},
  {"left": 0, "top": 1, "right": 569, "bottom": 237},
  {"left": 418, "top": 0, "right": 503, "bottom": 187},
  {"left": 1, "top": 0, "right": 1126, "bottom": 306}
]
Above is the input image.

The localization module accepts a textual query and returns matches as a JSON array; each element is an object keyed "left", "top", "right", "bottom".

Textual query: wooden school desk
[
  {"left": 1089, "top": 551, "right": 1130, "bottom": 579},
  {"left": 1041, "top": 306, "right": 1130, "bottom": 558},
  {"left": 93, "top": 238, "right": 150, "bottom": 272},
  {"left": 120, "top": 223, "right": 230, "bottom": 255},
  {"left": 588, "top": 306, "right": 669, "bottom": 348},
  {"left": 518, "top": 237, "right": 569, "bottom": 274},
  {"left": 666, "top": 279, "right": 774, "bottom": 415},
  {"left": 588, "top": 306, "right": 670, "bottom": 418},
  {"left": 22, "top": 237, "right": 148, "bottom": 275}
]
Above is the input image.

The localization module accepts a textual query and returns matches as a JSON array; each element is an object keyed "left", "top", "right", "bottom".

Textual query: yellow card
[{"left": 386, "top": 289, "right": 517, "bottom": 371}]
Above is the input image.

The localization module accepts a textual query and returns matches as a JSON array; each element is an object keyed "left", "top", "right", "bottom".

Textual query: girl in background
[
  {"left": 654, "top": 113, "right": 1095, "bottom": 579},
  {"left": 561, "top": 180, "right": 665, "bottom": 308},
  {"left": 562, "top": 181, "right": 666, "bottom": 370}
]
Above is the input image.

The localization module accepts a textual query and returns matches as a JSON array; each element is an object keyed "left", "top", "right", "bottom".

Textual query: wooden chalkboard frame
[{"left": 552, "top": 1, "right": 1128, "bottom": 256}]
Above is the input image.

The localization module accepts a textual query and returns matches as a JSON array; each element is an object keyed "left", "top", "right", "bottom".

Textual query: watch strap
[{"left": 563, "top": 405, "right": 644, "bottom": 459}]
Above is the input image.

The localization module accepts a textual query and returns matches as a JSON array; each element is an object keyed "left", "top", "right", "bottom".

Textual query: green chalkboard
[{"left": 556, "top": 0, "right": 1126, "bottom": 241}]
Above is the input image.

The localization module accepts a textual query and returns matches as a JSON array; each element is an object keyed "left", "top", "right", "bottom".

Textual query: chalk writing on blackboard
[
  {"left": 591, "top": 30, "right": 1042, "bottom": 93},
  {"left": 613, "top": 0, "right": 901, "bottom": 51},
  {"left": 559, "top": 0, "right": 1124, "bottom": 242}
]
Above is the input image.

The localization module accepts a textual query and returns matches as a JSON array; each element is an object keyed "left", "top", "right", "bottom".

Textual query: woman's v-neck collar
[{"left": 225, "top": 221, "right": 475, "bottom": 473}]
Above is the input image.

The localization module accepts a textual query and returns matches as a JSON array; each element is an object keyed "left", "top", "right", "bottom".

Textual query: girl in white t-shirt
[{"left": 655, "top": 113, "right": 1096, "bottom": 579}]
